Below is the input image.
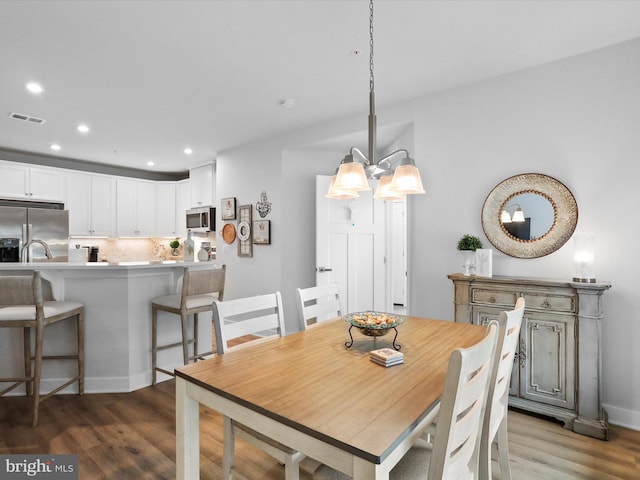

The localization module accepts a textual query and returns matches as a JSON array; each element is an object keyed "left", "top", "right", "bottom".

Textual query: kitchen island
[{"left": 0, "top": 261, "right": 219, "bottom": 394}]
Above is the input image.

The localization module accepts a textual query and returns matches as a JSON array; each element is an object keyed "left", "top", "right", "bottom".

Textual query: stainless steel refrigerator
[{"left": 0, "top": 200, "right": 69, "bottom": 262}]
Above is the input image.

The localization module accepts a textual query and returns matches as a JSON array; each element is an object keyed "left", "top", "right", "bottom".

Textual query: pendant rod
[{"left": 368, "top": 0, "right": 376, "bottom": 166}]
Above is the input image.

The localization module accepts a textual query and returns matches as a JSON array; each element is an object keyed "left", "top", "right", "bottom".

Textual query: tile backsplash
[{"left": 69, "top": 232, "right": 216, "bottom": 263}]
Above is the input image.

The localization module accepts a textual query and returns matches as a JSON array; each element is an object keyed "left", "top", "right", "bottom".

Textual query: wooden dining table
[{"left": 175, "top": 316, "right": 487, "bottom": 480}]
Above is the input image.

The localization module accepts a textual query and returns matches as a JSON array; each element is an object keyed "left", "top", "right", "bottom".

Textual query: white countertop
[{"left": 0, "top": 260, "right": 218, "bottom": 270}]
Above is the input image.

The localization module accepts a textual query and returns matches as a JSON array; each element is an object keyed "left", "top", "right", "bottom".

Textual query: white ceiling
[{"left": 2, "top": 0, "right": 640, "bottom": 175}]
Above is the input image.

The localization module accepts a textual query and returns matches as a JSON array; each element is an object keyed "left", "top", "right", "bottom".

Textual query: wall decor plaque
[
  {"left": 237, "top": 204, "right": 253, "bottom": 257},
  {"left": 222, "top": 223, "right": 236, "bottom": 244},
  {"left": 253, "top": 220, "right": 270, "bottom": 244},
  {"left": 221, "top": 197, "right": 237, "bottom": 220},
  {"left": 256, "top": 191, "right": 271, "bottom": 218}
]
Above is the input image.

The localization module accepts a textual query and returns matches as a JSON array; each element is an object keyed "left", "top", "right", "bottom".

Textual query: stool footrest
[
  {"left": 155, "top": 339, "right": 196, "bottom": 352},
  {"left": 0, "top": 381, "right": 28, "bottom": 396},
  {"left": 37, "top": 375, "right": 82, "bottom": 404}
]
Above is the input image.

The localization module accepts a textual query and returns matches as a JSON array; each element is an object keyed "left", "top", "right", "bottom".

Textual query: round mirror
[{"left": 482, "top": 173, "right": 578, "bottom": 258}]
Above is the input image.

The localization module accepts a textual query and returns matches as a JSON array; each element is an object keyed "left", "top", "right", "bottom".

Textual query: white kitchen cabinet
[
  {"left": 175, "top": 179, "right": 191, "bottom": 238},
  {"left": 155, "top": 182, "right": 176, "bottom": 237},
  {"left": 116, "top": 179, "right": 156, "bottom": 236},
  {"left": 66, "top": 172, "right": 116, "bottom": 236},
  {"left": 189, "top": 163, "right": 214, "bottom": 207},
  {"left": 0, "top": 161, "right": 65, "bottom": 201}
]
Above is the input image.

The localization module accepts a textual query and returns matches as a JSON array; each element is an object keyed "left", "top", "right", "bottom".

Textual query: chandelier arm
[
  {"left": 349, "top": 147, "right": 371, "bottom": 166},
  {"left": 378, "top": 149, "right": 410, "bottom": 168}
]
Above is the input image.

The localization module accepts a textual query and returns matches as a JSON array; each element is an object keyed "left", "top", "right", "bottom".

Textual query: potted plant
[
  {"left": 457, "top": 234, "right": 483, "bottom": 251},
  {"left": 457, "top": 234, "right": 483, "bottom": 276},
  {"left": 169, "top": 239, "right": 180, "bottom": 256}
]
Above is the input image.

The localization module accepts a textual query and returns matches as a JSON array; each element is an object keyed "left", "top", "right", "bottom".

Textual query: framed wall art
[
  {"left": 475, "top": 249, "right": 493, "bottom": 277},
  {"left": 237, "top": 204, "right": 253, "bottom": 257},
  {"left": 221, "top": 197, "right": 237, "bottom": 220},
  {"left": 222, "top": 223, "right": 236, "bottom": 244},
  {"left": 253, "top": 220, "right": 270, "bottom": 244}
]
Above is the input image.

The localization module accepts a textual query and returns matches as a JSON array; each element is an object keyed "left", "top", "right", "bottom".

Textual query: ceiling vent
[{"left": 9, "top": 112, "right": 46, "bottom": 125}]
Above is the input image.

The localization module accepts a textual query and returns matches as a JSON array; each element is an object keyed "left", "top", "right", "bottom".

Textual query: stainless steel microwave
[{"left": 186, "top": 207, "right": 216, "bottom": 232}]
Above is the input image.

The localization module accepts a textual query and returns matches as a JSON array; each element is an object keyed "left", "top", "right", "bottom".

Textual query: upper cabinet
[
  {"left": 67, "top": 172, "right": 116, "bottom": 236},
  {"left": 116, "top": 179, "right": 156, "bottom": 236},
  {"left": 0, "top": 161, "right": 65, "bottom": 201},
  {"left": 155, "top": 182, "right": 177, "bottom": 237},
  {"left": 175, "top": 180, "right": 191, "bottom": 238},
  {"left": 189, "top": 163, "right": 215, "bottom": 207}
]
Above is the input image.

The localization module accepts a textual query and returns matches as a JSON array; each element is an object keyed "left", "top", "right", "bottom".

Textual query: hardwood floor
[{"left": 1, "top": 380, "right": 639, "bottom": 479}]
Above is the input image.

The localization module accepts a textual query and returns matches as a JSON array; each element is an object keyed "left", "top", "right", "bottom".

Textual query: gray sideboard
[{"left": 448, "top": 273, "right": 611, "bottom": 440}]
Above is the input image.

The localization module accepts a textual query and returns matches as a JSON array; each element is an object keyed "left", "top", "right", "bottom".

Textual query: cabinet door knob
[
  {"left": 489, "top": 295, "right": 497, "bottom": 303},
  {"left": 541, "top": 300, "right": 551, "bottom": 309}
]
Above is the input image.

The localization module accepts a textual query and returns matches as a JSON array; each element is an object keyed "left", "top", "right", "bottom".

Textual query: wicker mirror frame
[{"left": 481, "top": 173, "right": 578, "bottom": 258}]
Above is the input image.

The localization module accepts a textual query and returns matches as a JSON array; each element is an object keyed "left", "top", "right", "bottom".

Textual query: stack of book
[{"left": 370, "top": 348, "right": 404, "bottom": 367}]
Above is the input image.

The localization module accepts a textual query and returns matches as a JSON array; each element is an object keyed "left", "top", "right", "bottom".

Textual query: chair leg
[
  {"left": 222, "top": 415, "right": 235, "bottom": 480},
  {"left": 496, "top": 417, "right": 512, "bottom": 480},
  {"left": 152, "top": 305, "right": 158, "bottom": 385},
  {"left": 193, "top": 313, "right": 199, "bottom": 361},
  {"left": 77, "top": 310, "right": 85, "bottom": 394},
  {"left": 23, "top": 327, "right": 32, "bottom": 397},
  {"left": 283, "top": 453, "right": 302, "bottom": 480},
  {"left": 32, "top": 324, "right": 44, "bottom": 428},
  {"left": 180, "top": 313, "right": 189, "bottom": 366}
]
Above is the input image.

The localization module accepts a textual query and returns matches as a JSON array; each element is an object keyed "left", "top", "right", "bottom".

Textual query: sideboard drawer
[
  {"left": 471, "top": 288, "right": 517, "bottom": 306},
  {"left": 524, "top": 292, "right": 576, "bottom": 313}
]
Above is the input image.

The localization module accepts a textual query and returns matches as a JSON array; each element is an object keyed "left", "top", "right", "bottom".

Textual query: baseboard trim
[{"left": 603, "top": 403, "right": 640, "bottom": 431}]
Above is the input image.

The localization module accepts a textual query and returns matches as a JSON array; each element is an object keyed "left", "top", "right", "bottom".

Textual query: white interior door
[
  {"left": 316, "top": 175, "right": 386, "bottom": 313},
  {"left": 391, "top": 201, "right": 407, "bottom": 306}
]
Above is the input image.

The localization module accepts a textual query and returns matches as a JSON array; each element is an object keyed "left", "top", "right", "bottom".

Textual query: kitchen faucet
[{"left": 21, "top": 239, "right": 54, "bottom": 263}]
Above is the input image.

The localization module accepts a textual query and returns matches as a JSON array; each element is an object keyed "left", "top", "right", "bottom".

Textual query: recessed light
[
  {"left": 50, "top": 144, "right": 61, "bottom": 151},
  {"left": 77, "top": 124, "right": 90, "bottom": 133},
  {"left": 279, "top": 98, "right": 296, "bottom": 109},
  {"left": 147, "top": 161, "right": 155, "bottom": 166},
  {"left": 184, "top": 148, "right": 193, "bottom": 155},
  {"left": 26, "top": 82, "right": 43, "bottom": 94}
]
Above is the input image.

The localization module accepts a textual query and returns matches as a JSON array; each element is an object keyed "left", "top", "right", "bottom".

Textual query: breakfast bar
[{"left": 0, "top": 261, "right": 218, "bottom": 394}]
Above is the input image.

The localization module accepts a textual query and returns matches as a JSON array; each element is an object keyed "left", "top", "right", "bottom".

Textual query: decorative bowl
[{"left": 344, "top": 311, "right": 405, "bottom": 337}]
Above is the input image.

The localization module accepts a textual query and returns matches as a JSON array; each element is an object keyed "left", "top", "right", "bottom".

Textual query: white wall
[{"left": 217, "top": 38, "right": 640, "bottom": 429}]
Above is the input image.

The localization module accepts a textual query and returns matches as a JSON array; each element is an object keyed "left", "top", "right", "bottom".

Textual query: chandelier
[{"left": 327, "top": 0, "right": 425, "bottom": 201}]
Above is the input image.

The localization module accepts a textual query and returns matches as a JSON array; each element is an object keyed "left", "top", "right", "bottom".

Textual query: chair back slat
[
  {"left": 428, "top": 323, "right": 497, "bottom": 479},
  {"left": 213, "top": 291, "right": 285, "bottom": 354},
  {"left": 0, "top": 274, "right": 38, "bottom": 306},
  {"left": 486, "top": 297, "right": 525, "bottom": 442},
  {"left": 296, "top": 284, "right": 342, "bottom": 329},
  {"left": 177, "top": 266, "right": 226, "bottom": 312},
  {"left": 477, "top": 298, "right": 525, "bottom": 480}
]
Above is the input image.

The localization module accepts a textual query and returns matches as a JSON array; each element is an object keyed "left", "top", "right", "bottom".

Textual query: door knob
[{"left": 316, "top": 266, "right": 333, "bottom": 272}]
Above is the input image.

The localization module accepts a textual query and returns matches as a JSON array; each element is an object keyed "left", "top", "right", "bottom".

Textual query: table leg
[
  {"left": 353, "top": 456, "right": 389, "bottom": 480},
  {"left": 176, "top": 377, "right": 200, "bottom": 480}
]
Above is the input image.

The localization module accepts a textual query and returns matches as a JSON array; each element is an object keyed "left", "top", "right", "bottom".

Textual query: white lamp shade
[
  {"left": 388, "top": 164, "right": 425, "bottom": 194},
  {"left": 334, "top": 162, "right": 371, "bottom": 192},
  {"left": 500, "top": 210, "right": 512, "bottom": 223},
  {"left": 512, "top": 207, "right": 525, "bottom": 222},
  {"left": 573, "top": 233, "right": 596, "bottom": 282},
  {"left": 374, "top": 175, "right": 404, "bottom": 201},
  {"left": 327, "top": 174, "right": 359, "bottom": 199}
]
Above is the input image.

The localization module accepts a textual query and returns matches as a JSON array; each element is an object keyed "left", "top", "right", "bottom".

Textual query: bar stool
[
  {"left": 0, "top": 271, "right": 84, "bottom": 427},
  {"left": 151, "top": 265, "right": 225, "bottom": 384}
]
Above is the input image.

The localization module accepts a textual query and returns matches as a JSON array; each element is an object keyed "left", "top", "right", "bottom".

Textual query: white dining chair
[
  {"left": 296, "top": 283, "right": 342, "bottom": 330},
  {"left": 479, "top": 297, "right": 525, "bottom": 480},
  {"left": 313, "top": 323, "right": 498, "bottom": 480},
  {"left": 151, "top": 265, "right": 225, "bottom": 385},
  {"left": 213, "top": 291, "right": 305, "bottom": 480},
  {"left": 420, "top": 298, "right": 526, "bottom": 479}
]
